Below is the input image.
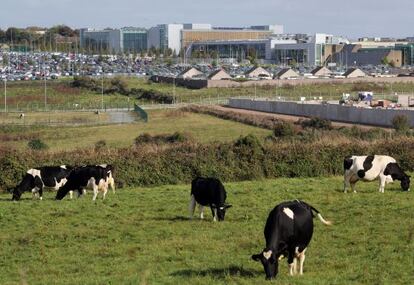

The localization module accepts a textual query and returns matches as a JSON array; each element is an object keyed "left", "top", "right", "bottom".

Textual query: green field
[
  {"left": 2, "top": 78, "right": 414, "bottom": 111},
  {"left": 0, "top": 176, "right": 413, "bottom": 284},
  {"left": 0, "top": 109, "right": 271, "bottom": 151}
]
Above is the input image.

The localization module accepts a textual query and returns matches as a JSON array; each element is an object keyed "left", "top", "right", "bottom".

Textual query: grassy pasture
[
  {"left": 1, "top": 80, "right": 132, "bottom": 111},
  {"left": 3, "top": 78, "right": 414, "bottom": 110},
  {"left": 0, "top": 111, "right": 111, "bottom": 126},
  {"left": 0, "top": 176, "right": 413, "bottom": 284},
  {"left": 0, "top": 110, "right": 271, "bottom": 151}
]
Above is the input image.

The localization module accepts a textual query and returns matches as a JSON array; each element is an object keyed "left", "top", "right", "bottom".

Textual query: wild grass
[
  {"left": 4, "top": 78, "right": 414, "bottom": 110},
  {"left": 0, "top": 110, "right": 271, "bottom": 151},
  {"left": 0, "top": 176, "right": 412, "bottom": 284}
]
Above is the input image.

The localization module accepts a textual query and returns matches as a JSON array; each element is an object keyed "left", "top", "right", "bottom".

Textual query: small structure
[
  {"left": 275, "top": 68, "right": 300, "bottom": 79},
  {"left": 245, "top": 66, "right": 271, "bottom": 79},
  {"left": 311, "top": 66, "right": 332, "bottom": 77},
  {"left": 398, "top": 95, "right": 414, "bottom": 107},
  {"left": 177, "top": 67, "right": 203, "bottom": 79},
  {"left": 343, "top": 68, "right": 366, "bottom": 78},
  {"left": 208, "top": 69, "right": 232, "bottom": 80}
]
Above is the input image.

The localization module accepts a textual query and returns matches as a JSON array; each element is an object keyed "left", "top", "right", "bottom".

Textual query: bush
[
  {"left": 300, "top": 117, "right": 332, "bottom": 130},
  {"left": 273, "top": 121, "right": 295, "bottom": 137},
  {"left": 234, "top": 134, "right": 262, "bottom": 149},
  {"left": 95, "top": 140, "right": 107, "bottom": 151},
  {"left": 392, "top": 115, "right": 411, "bottom": 133},
  {"left": 134, "top": 132, "right": 192, "bottom": 145},
  {"left": 28, "top": 139, "right": 48, "bottom": 151}
]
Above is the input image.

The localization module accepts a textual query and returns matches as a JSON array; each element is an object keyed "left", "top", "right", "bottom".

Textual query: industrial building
[{"left": 80, "top": 27, "right": 147, "bottom": 53}]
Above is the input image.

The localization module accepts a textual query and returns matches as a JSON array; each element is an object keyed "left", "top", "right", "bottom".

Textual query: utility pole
[
  {"left": 101, "top": 73, "right": 104, "bottom": 111},
  {"left": 4, "top": 79, "right": 6, "bottom": 113},
  {"left": 44, "top": 57, "right": 47, "bottom": 110}
]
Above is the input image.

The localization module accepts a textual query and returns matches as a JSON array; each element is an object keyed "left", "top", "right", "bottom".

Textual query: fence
[{"left": 229, "top": 98, "right": 414, "bottom": 128}]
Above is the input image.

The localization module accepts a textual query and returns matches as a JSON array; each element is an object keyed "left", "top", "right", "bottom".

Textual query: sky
[{"left": 0, "top": 0, "right": 413, "bottom": 39}]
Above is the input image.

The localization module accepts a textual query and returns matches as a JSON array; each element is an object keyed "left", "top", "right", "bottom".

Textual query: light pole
[
  {"left": 4, "top": 78, "right": 6, "bottom": 113},
  {"left": 173, "top": 76, "right": 176, "bottom": 104},
  {"left": 101, "top": 73, "right": 104, "bottom": 111}
]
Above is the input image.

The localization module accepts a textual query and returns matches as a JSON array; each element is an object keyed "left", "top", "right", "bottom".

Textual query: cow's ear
[
  {"left": 225, "top": 204, "right": 232, "bottom": 209},
  {"left": 251, "top": 254, "right": 262, "bottom": 262}
]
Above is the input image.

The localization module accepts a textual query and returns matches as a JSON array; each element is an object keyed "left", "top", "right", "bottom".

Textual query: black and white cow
[
  {"left": 189, "top": 177, "right": 232, "bottom": 221},
  {"left": 69, "top": 164, "right": 116, "bottom": 198},
  {"left": 55, "top": 165, "right": 114, "bottom": 201},
  {"left": 344, "top": 155, "right": 410, "bottom": 193},
  {"left": 12, "top": 165, "right": 72, "bottom": 201},
  {"left": 251, "top": 200, "right": 331, "bottom": 280}
]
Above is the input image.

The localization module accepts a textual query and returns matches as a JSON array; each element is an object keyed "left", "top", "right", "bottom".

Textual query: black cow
[
  {"left": 251, "top": 200, "right": 332, "bottom": 280},
  {"left": 55, "top": 165, "right": 113, "bottom": 201},
  {"left": 189, "top": 177, "right": 232, "bottom": 221},
  {"left": 344, "top": 155, "right": 410, "bottom": 193},
  {"left": 12, "top": 166, "right": 72, "bottom": 201}
]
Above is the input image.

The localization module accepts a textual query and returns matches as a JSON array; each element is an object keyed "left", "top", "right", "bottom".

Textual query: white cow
[{"left": 344, "top": 155, "right": 410, "bottom": 193}]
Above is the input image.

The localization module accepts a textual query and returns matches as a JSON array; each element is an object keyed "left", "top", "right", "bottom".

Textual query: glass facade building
[{"left": 120, "top": 28, "right": 147, "bottom": 53}]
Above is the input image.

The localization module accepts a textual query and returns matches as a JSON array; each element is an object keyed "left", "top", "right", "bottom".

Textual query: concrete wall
[
  {"left": 229, "top": 98, "right": 414, "bottom": 127},
  {"left": 150, "top": 75, "right": 414, "bottom": 90}
]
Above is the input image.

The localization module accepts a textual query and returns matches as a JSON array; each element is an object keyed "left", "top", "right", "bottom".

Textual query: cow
[
  {"left": 251, "top": 200, "right": 332, "bottom": 280},
  {"left": 12, "top": 165, "right": 72, "bottom": 201},
  {"left": 68, "top": 164, "right": 116, "bottom": 199},
  {"left": 344, "top": 155, "right": 410, "bottom": 193},
  {"left": 189, "top": 177, "right": 232, "bottom": 222},
  {"left": 55, "top": 165, "right": 114, "bottom": 201}
]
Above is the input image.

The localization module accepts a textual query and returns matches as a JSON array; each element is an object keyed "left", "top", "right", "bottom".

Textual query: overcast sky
[{"left": 1, "top": 0, "right": 413, "bottom": 38}]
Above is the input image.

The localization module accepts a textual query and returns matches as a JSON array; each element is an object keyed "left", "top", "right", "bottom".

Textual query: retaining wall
[{"left": 229, "top": 98, "right": 414, "bottom": 127}]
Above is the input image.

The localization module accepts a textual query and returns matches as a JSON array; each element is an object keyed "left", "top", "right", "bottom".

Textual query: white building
[{"left": 147, "top": 24, "right": 184, "bottom": 53}]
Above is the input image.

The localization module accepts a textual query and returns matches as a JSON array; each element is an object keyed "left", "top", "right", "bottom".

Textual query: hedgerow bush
[{"left": 1, "top": 135, "right": 414, "bottom": 192}]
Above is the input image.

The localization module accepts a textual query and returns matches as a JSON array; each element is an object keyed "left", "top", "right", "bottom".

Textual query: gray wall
[{"left": 229, "top": 98, "right": 414, "bottom": 127}]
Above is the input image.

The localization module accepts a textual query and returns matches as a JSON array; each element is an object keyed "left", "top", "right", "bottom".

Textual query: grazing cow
[
  {"left": 12, "top": 166, "right": 72, "bottom": 201},
  {"left": 251, "top": 200, "right": 332, "bottom": 280},
  {"left": 68, "top": 164, "right": 116, "bottom": 198},
  {"left": 55, "top": 165, "right": 113, "bottom": 201},
  {"left": 344, "top": 155, "right": 410, "bottom": 193},
  {"left": 189, "top": 177, "right": 232, "bottom": 221}
]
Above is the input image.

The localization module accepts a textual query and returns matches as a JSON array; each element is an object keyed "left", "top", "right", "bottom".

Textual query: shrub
[
  {"left": 273, "top": 121, "right": 295, "bottom": 137},
  {"left": 234, "top": 134, "right": 262, "bottom": 148},
  {"left": 134, "top": 132, "right": 192, "bottom": 145},
  {"left": 95, "top": 140, "right": 107, "bottom": 151},
  {"left": 392, "top": 115, "right": 410, "bottom": 133},
  {"left": 28, "top": 139, "right": 48, "bottom": 151},
  {"left": 300, "top": 117, "right": 332, "bottom": 130}
]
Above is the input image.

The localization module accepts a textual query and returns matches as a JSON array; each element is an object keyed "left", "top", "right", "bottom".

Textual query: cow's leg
[
  {"left": 299, "top": 248, "right": 307, "bottom": 275},
  {"left": 199, "top": 205, "right": 205, "bottom": 220},
  {"left": 102, "top": 181, "right": 109, "bottom": 200},
  {"left": 38, "top": 186, "right": 43, "bottom": 201},
  {"left": 344, "top": 173, "right": 351, "bottom": 193},
  {"left": 92, "top": 184, "right": 98, "bottom": 201},
  {"left": 287, "top": 249, "right": 295, "bottom": 276},
  {"left": 293, "top": 258, "right": 298, "bottom": 275},
  {"left": 188, "top": 195, "right": 196, "bottom": 219},
  {"left": 351, "top": 181, "right": 357, "bottom": 193},
  {"left": 211, "top": 207, "right": 217, "bottom": 222},
  {"left": 379, "top": 175, "right": 386, "bottom": 193},
  {"left": 69, "top": 190, "right": 73, "bottom": 199}
]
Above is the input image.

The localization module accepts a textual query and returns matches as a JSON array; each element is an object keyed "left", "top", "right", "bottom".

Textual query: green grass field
[
  {"left": 1, "top": 176, "right": 413, "bottom": 285},
  {"left": 0, "top": 110, "right": 271, "bottom": 151},
  {"left": 3, "top": 78, "right": 414, "bottom": 111}
]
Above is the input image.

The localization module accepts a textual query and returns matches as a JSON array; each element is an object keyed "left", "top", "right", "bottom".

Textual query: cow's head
[
  {"left": 251, "top": 248, "right": 278, "bottom": 280},
  {"left": 401, "top": 174, "right": 410, "bottom": 191},
  {"left": 211, "top": 203, "right": 232, "bottom": 221},
  {"left": 11, "top": 175, "right": 34, "bottom": 201}
]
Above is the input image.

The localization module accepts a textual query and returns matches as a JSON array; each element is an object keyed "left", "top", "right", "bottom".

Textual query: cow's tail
[{"left": 308, "top": 204, "right": 332, "bottom": 226}]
